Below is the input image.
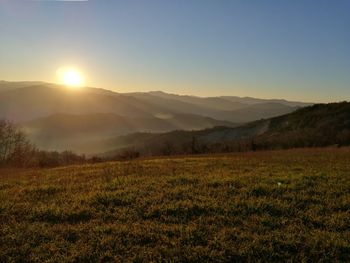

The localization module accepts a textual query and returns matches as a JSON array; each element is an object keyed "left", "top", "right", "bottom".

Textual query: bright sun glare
[{"left": 57, "top": 67, "right": 83, "bottom": 88}]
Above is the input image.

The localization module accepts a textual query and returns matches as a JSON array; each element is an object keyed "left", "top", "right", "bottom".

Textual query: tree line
[{"left": 0, "top": 120, "right": 90, "bottom": 168}]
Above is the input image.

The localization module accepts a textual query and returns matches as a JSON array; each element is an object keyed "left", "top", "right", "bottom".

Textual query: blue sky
[{"left": 0, "top": 0, "right": 349, "bottom": 101}]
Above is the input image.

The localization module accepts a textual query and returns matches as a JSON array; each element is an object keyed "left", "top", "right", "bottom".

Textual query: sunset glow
[{"left": 57, "top": 67, "right": 83, "bottom": 88}]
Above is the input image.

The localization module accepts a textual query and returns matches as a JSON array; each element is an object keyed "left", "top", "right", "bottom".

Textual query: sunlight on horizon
[{"left": 56, "top": 67, "right": 84, "bottom": 88}]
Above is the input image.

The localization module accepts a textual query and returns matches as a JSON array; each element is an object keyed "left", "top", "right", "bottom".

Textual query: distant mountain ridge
[
  {"left": 148, "top": 90, "right": 310, "bottom": 107},
  {"left": 125, "top": 91, "right": 308, "bottom": 122},
  {"left": 0, "top": 81, "right": 310, "bottom": 123},
  {"left": 0, "top": 81, "right": 313, "bottom": 153}
]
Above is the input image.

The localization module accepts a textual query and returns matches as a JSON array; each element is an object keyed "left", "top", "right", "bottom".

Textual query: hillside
[
  {"left": 252, "top": 102, "right": 350, "bottom": 148},
  {"left": 0, "top": 81, "right": 307, "bottom": 123},
  {"left": 0, "top": 84, "right": 169, "bottom": 122},
  {"left": 128, "top": 91, "right": 303, "bottom": 122},
  {"left": 221, "top": 95, "right": 311, "bottom": 107},
  {"left": 147, "top": 91, "right": 247, "bottom": 111},
  {"left": 148, "top": 91, "right": 309, "bottom": 108},
  {"left": 102, "top": 102, "right": 350, "bottom": 157},
  {"left": 1, "top": 148, "right": 349, "bottom": 261},
  {"left": 211, "top": 102, "right": 299, "bottom": 123},
  {"left": 0, "top": 81, "right": 312, "bottom": 153},
  {"left": 0, "top": 80, "right": 48, "bottom": 92},
  {"left": 21, "top": 113, "right": 235, "bottom": 152}
]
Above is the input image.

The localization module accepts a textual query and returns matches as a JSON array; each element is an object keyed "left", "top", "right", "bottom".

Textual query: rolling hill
[
  {"left": 0, "top": 81, "right": 314, "bottom": 153},
  {"left": 0, "top": 84, "right": 169, "bottom": 122},
  {"left": 221, "top": 95, "right": 311, "bottom": 107},
  {"left": 127, "top": 91, "right": 306, "bottom": 122},
  {"left": 21, "top": 113, "right": 235, "bottom": 152},
  {"left": 99, "top": 102, "right": 350, "bottom": 157},
  {"left": 0, "top": 81, "right": 308, "bottom": 123}
]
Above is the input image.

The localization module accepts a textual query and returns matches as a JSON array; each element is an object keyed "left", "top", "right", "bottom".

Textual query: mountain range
[{"left": 0, "top": 81, "right": 312, "bottom": 153}]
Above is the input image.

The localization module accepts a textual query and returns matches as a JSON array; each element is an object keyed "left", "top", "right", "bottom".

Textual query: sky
[{"left": 0, "top": 0, "right": 349, "bottom": 102}]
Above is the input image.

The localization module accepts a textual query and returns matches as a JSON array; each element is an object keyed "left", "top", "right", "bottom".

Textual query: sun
[
  {"left": 57, "top": 67, "right": 84, "bottom": 88},
  {"left": 63, "top": 70, "right": 82, "bottom": 87}
]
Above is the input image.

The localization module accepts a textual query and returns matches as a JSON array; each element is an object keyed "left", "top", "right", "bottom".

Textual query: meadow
[{"left": 0, "top": 148, "right": 349, "bottom": 262}]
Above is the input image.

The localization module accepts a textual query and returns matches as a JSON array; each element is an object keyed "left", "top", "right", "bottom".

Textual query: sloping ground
[
  {"left": 253, "top": 102, "right": 350, "bottom": 148},
  {"left": 0, "top": 81, "right": 304, "bottom": 123},
  {"left": 102, "top": 102, "right": 350, "bottom": 156},
  {"left": 0, "top": 84, "right": 170, "bottom": 122},
  {"left": 128, "top": 91, "right": 299, "bottom": 122},
  {"left": 213, "top": 102, "right": 298, "bottom": 123},
  {"left": 98, "top": 124, "right": 269, "bottom": 157},
  {"left": 269, "top": 102, "right": 350, "bottom": 131},
  {"left": 21, "top": 113, "right": 236, "bottom": 153},
  {"left": 0, "top": 148, "right": 349, "bottom": 261},
  {"left": 221, "top": 95, "right": 311, "bottom": 107}
]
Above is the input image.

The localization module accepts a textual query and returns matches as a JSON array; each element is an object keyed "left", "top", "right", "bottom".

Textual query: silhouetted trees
[
  {"left": 161, "top": 141, "right": 174, "bottom": 156},
  {"left": 0, "top": 120, "right": 89, "bottom": 168},
  {"left": 0, "top": 120, "right": 36, "bottom": 167},
  {"left": 35, "top": 150, "right": 87, "bottom": 168},
  {"left": 115, "top": 148, "right": 140, "bottom": 160}
]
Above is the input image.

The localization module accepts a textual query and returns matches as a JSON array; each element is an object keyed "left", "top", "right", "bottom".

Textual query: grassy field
[{"left": 1, "top": 148, "right": 350, "bottom": 262}]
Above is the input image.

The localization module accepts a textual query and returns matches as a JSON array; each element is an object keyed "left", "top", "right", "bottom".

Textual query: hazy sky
[{"left": 0, "top": 0, "right": 349, "bottom": 102}]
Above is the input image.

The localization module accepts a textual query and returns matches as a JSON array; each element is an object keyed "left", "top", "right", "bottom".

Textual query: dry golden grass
[{"left": 1, "top": 147, "right": 350, "bottom": 262}]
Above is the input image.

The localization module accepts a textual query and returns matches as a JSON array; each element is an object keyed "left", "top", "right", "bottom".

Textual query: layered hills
[{"left": 0, "top": 81, "right": 313, "bottom": 153}]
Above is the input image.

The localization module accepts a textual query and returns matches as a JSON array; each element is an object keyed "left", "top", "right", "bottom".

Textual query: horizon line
[{"left": 0, "top": 79, "right": 344, "bottom": 104}]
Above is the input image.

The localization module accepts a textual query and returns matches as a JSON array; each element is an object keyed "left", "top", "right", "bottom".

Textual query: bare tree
[{"left": 0, "top": 120, "right": 36, "bottom": 167}]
